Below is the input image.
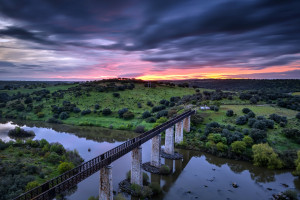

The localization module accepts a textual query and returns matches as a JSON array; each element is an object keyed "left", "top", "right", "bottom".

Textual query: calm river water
[{"left": 0, "top": 120, "right": 299, "bottom": 200}]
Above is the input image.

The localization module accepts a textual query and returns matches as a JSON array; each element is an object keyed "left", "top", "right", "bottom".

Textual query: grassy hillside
[{"left": 0, "top": 82, "right": 195, "bottom": 130}]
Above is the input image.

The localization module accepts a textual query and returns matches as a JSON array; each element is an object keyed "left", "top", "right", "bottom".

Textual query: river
[{"left": 0, "top": 120, "right": 299, "bottom": 200}]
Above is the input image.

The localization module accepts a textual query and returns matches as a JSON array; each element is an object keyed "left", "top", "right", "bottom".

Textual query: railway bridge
[{"left": 14, "top": 110, "right": 195, "bottom": 200}]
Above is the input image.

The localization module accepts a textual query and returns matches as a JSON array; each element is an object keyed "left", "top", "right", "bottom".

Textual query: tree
[
  {"left": 292, "top": 151, "right": 300, "bottom": 176},
  {"left": 249, "top": 128, "right": 267, "bottom": 143},
  {"left": 26, "top": 181, "right": 39, "bottom": 191},
  {"left": 242, "top": 108, "right": 251, "bottom": 114},
  {"left": 296, "top": 112, "right": 300, "bottom": 120},
  {"left": 231, "top": 141, "right": 246, "bottom": 154},
  {"left": 142, "top": 111, "right": 151, "bottom": 119},
  {"left": 102, "top": 108, "right": 112, "bottom": 116},
  {"left": 123, "top": 111, "right": 134, "bottom": 120},
  {"left": 243, "top": 136, "right": 253, "bottom": 147},
  {"left": 252, "top": 143, "right": 283, "bottom": 169},
  {"left": 236, "top": 116, "right": 247, "bottom": 125},
  {"left": 249, "top": 97, "right": 257, "bottom": 104},
  {"left": 226, "top": 110, "right": 234, "bottom": 117},
  {"left": 113, "top": 93, "right": 120, "bottom": 98},
  {"left": 58, "top": 162, "right": 75, "bottom": 174}
]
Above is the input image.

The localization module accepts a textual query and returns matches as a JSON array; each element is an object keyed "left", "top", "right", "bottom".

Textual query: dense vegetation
[
  {"left": 0, "top": 139, "right": 83, "bottom": 200},
  {"left": 0, "top": 79, "right": 300, "bottom": 172}
]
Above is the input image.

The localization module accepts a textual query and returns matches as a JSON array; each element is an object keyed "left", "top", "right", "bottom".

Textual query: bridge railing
[{"left": 14, "top": 109, "right": 195, "bottom": 200}]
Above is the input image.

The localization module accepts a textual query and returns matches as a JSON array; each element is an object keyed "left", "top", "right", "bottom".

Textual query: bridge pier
[
  {"left": 99, "top": 165, "right": 113, "bottom": 200},
  {"left": 183, "top": 116, "right": 191, "bottom": 132},
  {"left": 175, "top": 121, "right": 183, "bottom": 144},
  {"left": 131, "top": 146, "right": 142, "bottom": 186},
  {"left": 165, "top": 126, "right": 174, "bottom": 155},
  {"left": 151, "top": 134, "right": 161, "bottom": 168}
]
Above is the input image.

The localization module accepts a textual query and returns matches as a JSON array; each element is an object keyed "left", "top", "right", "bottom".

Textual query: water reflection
[{"left": 0, "top": 120, "right": 299, "bottom": 200}]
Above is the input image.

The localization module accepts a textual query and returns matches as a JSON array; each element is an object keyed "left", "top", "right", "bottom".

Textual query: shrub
[
  {"left": 46, "top": 152, "right": 61, "bottom": 164},
  {"left": 135, "top": 126, "right": 145, "bottom": 133},
  {"left": 50, "top": 143, "right": 65, "bottom": 155},
  {"left": 252, "top": 120, "right": 267, "bottom": 130},
  {"left": 123, "top": 111, "right": 134, "bottom": 120},
  {"left": 191, "top": 113, "right": 204, "bottom": 126},
  {"left": 152, "top": 105, "right": 166, "bottom": 113},
  {"left": 216, "top": 142, "right": 228, "bottom": 152},
  {"left": 81, "top": 109, "right": 91, "bottom": 115},
  {"left": 243, "top": 136, "right": 253, "bottom": 147},
  {"left": 59, "top": 112, "right": 69, "bottom": 120},
  {"left": 137, "top": 102, "right": 142, "bottom": 108},
  {"left": 156, "top": 110, "right": 168, "bottom": 118},
  {"left": 26, "top": 181, "right": 39, "bottom": 191},
  {"left": 147, "top": 101, "right": 154, "bottom": 107},
  {"left": 249, "top": 129, "right": 267, "bottom": 143},
  {"left": 113, "top": 93, "right": 120, "bottom": 98},
  {"left": 141, "top": 186, "right": 152, "bottom": 198},
  {"left": 146, "top": 117, "right": 156, "bottom": 123},
  {"left": 249, "top": 97, "right": 257, "bottom": 104},
  {"left": 247, "top": 111, "right": 256, "bottom": 118},
  {"left": 149, "top": 182, "right": 162, "bottom": 195},
  {"left": 242, "top": 108, "right": 251, "bottom": 114},
  {"left": 282, "top": 128, "right": 300, "bottom": 139},
  {"left": 16, "top": 103, "right": 25, "bottom": 111},
  {"left": 236, "top": 116, "right": 247, "bottom": 125},
  {"left": 58, "top": 162, "right": 75, "bottom": 174},
  {"left": 130, "top": 183, "right": 142, "bottom": 195},
  {"left": 143, "top": 172, "right": 149, "bottom": 185},
  {"left": 8, "top": 127, "right": 35, "bottom": 137},
  {"left": 293, "top": 151, "right": 300, "bottom": 176},
  {"left": 73, "top": 107, "right": 81, "bottom": 113},
  {"left": 296, "top": 112, "right": 300, "bottom": 120},
  {"left": 252, "top": 143, "right": 283, "bottom": 169},
  {"left": 159, "top": 165, "right": 171, "bottom": 175},
  {"left": 118, "top": 108, "right": 128, "bottom": 118},
  {"left": 226, "top": 110, "right": 234, "bottom": 117},
  {"left": 156, "top": 117, "right": 167, "bottom": 124},
  {"left": 248, "top": 118, "right": 256, "bottom": 128},
  {"left": 114, "top": 194, "right": 126, "bottom": 200},
  {"left": 47, "top": 117, "right": 62, "bottom": 124},
  {"left": 231, "top": 141, "right": 246, "bottom": 154},
  {"left": 37, "top": 112, "right": 45, "bottom": 118},
  {"left": 102, "top": 108, "right": 112, "bottom": 116},
  {"left": 94, "top": 104, "right": 100, "bottom": 109}
]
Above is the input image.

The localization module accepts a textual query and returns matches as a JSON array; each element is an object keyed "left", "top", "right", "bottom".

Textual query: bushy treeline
[
  {"left": 0, "top": 139, "right": 83, "bottom": 200},
  {"left": 175, "top": 79, "right": 300, "bottom": 92}
]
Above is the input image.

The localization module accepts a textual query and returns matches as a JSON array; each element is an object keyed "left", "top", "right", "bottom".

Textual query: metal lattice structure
[{"left": 14, "top": 110, "right": 195, "bottom": 200}]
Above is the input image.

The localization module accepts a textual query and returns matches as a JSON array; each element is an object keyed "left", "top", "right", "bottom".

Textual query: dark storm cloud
[
  {"left": 232, "top": 69, "right": 300, "bottom": 79},
  {"left": 0, "top": 0, "right": 300, "bottom": 79},
  {"left": 0, "top": 26, "right": 56, "bottom": 45}
]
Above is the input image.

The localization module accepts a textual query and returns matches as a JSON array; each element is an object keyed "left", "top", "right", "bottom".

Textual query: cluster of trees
[
  {"left": 0, "top": 139, "right": 83, "bottom": 200},
  {"left": 176, "top": 79, "right": 300, "bottom": 92}
]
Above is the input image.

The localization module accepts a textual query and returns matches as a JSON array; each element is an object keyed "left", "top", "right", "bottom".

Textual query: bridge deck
[{"left": 14, "top": 110, "right": 195, "bottom": 200}]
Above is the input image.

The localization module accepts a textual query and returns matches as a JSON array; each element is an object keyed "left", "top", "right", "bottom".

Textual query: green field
[
  {"left": 292, "top": 92, "right": 300, "bottom": 96},
  {"left": 1, "top": 83, "right": 195, "bottom": 130}
]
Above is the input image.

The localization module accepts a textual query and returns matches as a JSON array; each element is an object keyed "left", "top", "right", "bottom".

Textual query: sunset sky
[{"left": 0, "top": 0, "right": 299, "bottom": 80}]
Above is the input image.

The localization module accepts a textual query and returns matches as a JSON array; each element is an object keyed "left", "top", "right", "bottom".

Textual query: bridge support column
[
  {"left": 175, "top": 121, "right": 183, "bottom": 144},
  {"left": 151, "top": 134, "right": 161, "bottom": 168},
  {"left": 99, "top": 165, "right": 113, "bottom": 200},
  {"left": 165, "top": 126, "right": 174, "bottom": 155},
  {"left": 131, "top": 146, "right": 142, "bottom": 186},
  {"left": 183, "top": 116, "right": 191, "bottom": 132}
]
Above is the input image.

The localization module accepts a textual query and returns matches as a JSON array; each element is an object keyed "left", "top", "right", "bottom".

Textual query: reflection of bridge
[{"left": 14, "top": 110, "right": 195, "bottom": 200}]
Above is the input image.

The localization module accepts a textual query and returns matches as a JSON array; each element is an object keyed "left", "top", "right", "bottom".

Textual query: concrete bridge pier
[
  {"left": 165, "top": 126, "right": 174, "bottom": 155},
  {"left": 151, "top": 134, "right": 161, "bottom": 168},
  {"left": 131, "top": 146, "right": 142, "bottom": 186},
  {"left": 183, "top": 116, "right": 191, "bottom": 132},
  {"left": 175, "top": 121, "right": 183, "bottom": 144},
  {"left": 99, "top": 165, "right": 113, "bottom": 200}
]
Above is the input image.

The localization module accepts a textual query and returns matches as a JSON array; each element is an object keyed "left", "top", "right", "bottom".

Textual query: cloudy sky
[{"left": 0, "top": 0, "right": 299, "bottom": 80}]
